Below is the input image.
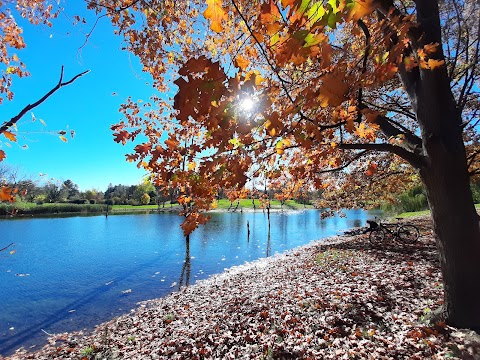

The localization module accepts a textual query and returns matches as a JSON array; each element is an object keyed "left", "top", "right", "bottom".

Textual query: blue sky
[{"left": 2, "top": 2, "right": 158, "bottom": 191}]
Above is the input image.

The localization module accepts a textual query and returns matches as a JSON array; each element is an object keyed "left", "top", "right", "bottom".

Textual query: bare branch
[
  {"left": 0, "top": 242, "right": 14, "bottom": 252},
  {"left": 0, "top": 67, "right": 90, "bottom": 135}
]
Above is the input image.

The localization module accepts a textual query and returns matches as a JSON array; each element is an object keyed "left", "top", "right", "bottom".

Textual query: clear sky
[{"left": 2, "top": 2, "right": 158, "bottom": 191}]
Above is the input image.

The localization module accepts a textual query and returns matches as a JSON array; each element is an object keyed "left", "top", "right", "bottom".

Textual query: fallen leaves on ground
[{"left": 8, "top": 216, "right": 480, "bottom": 359}]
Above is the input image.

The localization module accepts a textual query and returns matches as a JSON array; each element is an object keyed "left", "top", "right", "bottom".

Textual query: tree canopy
[
  {"left": 90, "top": 0, "right": 480, "bottom": 329},
  {"left": 84, "top": 0, "right": 479, "bottom": 233}
]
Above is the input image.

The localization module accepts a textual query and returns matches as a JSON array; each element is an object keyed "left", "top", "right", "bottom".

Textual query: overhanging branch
[{"left": 339, "top": 142, "right": 425, "bottom": 169}]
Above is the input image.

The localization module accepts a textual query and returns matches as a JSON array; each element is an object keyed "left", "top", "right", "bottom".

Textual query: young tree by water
[{"left": 91, "top": 0, "right": 480, "bottom": 330}]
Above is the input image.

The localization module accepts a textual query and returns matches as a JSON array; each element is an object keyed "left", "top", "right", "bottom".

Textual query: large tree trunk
[
  {"left": 390, "top": 0, "right": 480, "bottom": 331},
  {"left": 420, "top": 130, "right": 480, "bottom": 331}
]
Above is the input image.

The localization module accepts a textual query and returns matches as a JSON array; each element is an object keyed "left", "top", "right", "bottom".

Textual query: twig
[
  {"left": 0, "top": 66, "right": 90, "bottom": 135},
  {"left": 0, "top": 242, "right": 14, "bottom": 252}
]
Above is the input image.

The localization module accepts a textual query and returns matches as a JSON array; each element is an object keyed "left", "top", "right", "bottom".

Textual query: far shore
[{"left": 0, "top": 200, "right": 315, "bottom": 219}]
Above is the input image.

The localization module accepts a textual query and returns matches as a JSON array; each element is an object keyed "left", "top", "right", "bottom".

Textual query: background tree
[
  {"left": 133, "top": 182, "right": 155, "bottom": 204},
  {"left": 92, "top": 0, "right": 479, "bottom": 330},
  {"left": 63, "top": 179, "right": 80, "bottom": 200},
  {"left": 43, "top": 181, "right": 67, "bottom": 203}
]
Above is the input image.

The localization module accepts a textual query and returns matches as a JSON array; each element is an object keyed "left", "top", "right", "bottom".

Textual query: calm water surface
[{"left": 0, "top": 209, "right": 379, "bottom": 355}]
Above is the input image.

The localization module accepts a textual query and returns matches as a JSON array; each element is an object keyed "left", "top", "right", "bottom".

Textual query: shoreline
[
  {"left": 7, "top": 215, "right": 480, "bottom": 359},
  {"left": 0, "top": 205, "right": 315, "bottom": 220}
]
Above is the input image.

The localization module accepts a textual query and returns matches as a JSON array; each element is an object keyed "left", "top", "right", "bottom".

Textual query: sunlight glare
[{"left": 240, "top": 97, "right": 255, "bottom": 112}]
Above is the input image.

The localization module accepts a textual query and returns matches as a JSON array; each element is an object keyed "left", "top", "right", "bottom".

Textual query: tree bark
[
  {"left": 419, "top": 129, "right": 480, "bottom": 331},
  {"left": 378, "top": 0, "right": 480, "bottom": 330},
  {"left": 409, "top": 1, "right": 480, "bottom": 331}
]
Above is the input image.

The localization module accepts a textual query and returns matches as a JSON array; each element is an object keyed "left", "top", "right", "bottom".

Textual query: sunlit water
[{"left": 0, "top": 209, "right": 380, "bottom": 355}]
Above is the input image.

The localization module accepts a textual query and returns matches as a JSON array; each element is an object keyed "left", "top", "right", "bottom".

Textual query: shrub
[
  {"left": 382, "top": 186, "right": 429, "bottom": 214},
  {"left": 89, "top": 199, "right": 96, "bottom": 205},
  {"left": 471, "top": 183, "right": 480, "bottom": 203},
  {"left": 0, "top": 203, "right": 107, "bottom": 216}
]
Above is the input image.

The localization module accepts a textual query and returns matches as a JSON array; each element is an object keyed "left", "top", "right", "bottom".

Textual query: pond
[{"left": 0, "top": 208, "right": 380, "bottom": 356}]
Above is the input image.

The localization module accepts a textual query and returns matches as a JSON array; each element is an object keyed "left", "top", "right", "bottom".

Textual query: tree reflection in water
[{"left": 178, "top": 235, "right": 191, "bottom": 290}]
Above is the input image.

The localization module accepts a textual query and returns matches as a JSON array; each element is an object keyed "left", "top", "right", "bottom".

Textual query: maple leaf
[
  {"left": 203, "top": 0, "right": 227, "bottom": 33},
  {"left": 113, "top": 130, "right": 130, "bottom": 145},
  {"left": 234, "top": 55, "right": 250, "bottom": 71},
  {"left": 0, "top": 186, "right": 15, "bottom": 202},
  {"left": 3, "top": 131, "right": 16, "bottom": 142},
  {"left": 0, "top": 150, "right": 5, "bottom": 162},
  {"left": 318, "top": 73, "right": 349, "bottom": 107},
  {"left": 346, "top": 0, "right": 376, "bottom": 21},
  {"left": 420, "top": 58, "right": 445, "bottom": 70}
]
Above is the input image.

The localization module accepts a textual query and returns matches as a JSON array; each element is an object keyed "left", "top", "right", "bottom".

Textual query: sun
[{"left": 240, "top": 97, "right": 255, "bottom": 112}]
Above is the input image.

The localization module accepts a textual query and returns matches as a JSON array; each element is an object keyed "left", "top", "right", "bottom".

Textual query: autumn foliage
[{"left": 90, "top": 0, "right": 464, "bottom": 233}]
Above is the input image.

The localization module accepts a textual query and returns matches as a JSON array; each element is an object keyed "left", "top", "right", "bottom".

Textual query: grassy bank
[
  {"left": 396, "top": 204, "right": 480, "bottom": 218},
  {"left": 214, "top": 199, "right": 313, "bottom": 210}
]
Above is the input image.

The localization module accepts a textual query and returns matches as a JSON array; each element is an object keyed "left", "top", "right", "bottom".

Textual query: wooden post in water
[{"left": 247, "top": 220, "right": 250, "bottom": 241}]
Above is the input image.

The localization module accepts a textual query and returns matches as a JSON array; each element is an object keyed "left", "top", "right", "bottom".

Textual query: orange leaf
[
  {"left": 203, "top": 0, "right": 227, "bottom": 33},
  {"left": 235, "top": 55, "right": 250, "bottom": 71},
  {"left": 0, "top": 150, "right": 5, "bottom": 162},
  {"left": 420, "top": 58, "right": 445, "bottom": 70},
  {"left": 0, "top": 186, "right": 15, "bottom": 202},
  {"left": 3, "top": 131, "right": 16, "bottom": 142},
  {"left": 365, "top": 162, "right": 378, "bottom": 176},
  {"left": 59, "top": 136, "right": 67, "bottom": 142},
  {"left": 346, "top": 0, "right": 376, "bottom": 21},
  {"left": 318, "top": 73, "right": 349, "bottom": 107}
]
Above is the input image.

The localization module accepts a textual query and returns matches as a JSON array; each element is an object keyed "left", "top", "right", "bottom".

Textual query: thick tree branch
[
  {"left": 0, "top": 66, "right": 89, "bottom": 135},
  {"left": 339, "top": 142, "right": 425, "bottom": 169}
]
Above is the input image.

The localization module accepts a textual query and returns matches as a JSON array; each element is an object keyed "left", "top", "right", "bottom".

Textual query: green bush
[
  {"left": 471, "top": 183, "right": 480, "bottom": 203},
  {"left": 382, "top": 186, "right": 429, "bottom": 214},
  {"left": 0, "top": 203, "right": 106, "bottom": 216}
]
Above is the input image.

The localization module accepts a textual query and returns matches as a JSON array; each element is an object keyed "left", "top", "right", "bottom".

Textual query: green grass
[
  {"left": 214, "top": 199, "right": 312, "bottom": 210},
  {"left": 397, "top": 204, "right": 480, "bottom": 218},
  {"left": 111, "top": 204, "right": 162, "bottom": 210},
  {"left": 396, "top": 209, "right": 431, "bottom": 218}
]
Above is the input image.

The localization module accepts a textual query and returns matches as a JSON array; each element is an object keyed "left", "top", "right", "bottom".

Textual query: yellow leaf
[
  {"left": 420, "top": 58, "right": 445, "bottom": 70},
  {"left": 235, "top": 55, "right": 250, "bottom": 71},
  {"left": 3, "top": 131, "right": 16, "bottom": 142},
  {"left": 187, "top": 162, "right": 197, "bottom": 171},
  {"left": 203, "top": 0, "right": 227, "bottom": 33},
  {"left": 59, "top": 135, "right": 68, "bottom": 142}
]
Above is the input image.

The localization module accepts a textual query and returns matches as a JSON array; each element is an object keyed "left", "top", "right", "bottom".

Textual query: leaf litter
[{"left": 7, "top": 216, "right": 480, "bottom": 359}]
